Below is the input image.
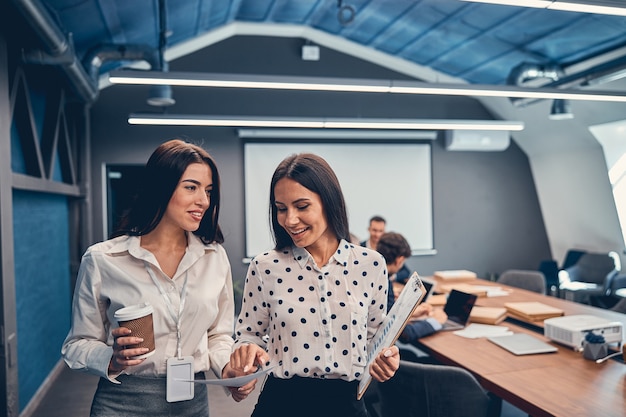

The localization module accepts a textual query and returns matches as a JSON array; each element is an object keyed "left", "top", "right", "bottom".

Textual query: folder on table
[
  {"left": 470, "top": 306, "right": 508, "bottom": 325},
  {"left": 434, "top": 270, "right": 477, "bottom": 281},
  {"left": 504, "top": 301, "right": 564, "bottom": 321},
  {"left": 440, "top": 283, "right": 489, "bottom": 297}
]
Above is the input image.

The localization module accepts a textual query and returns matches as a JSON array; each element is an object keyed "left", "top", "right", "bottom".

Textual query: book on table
[
  {"left": 439, "top": 283, "right": 489, "bottom": 297},
  {"left": 433, "top": 270, "right": 477, "bottom": 281},
  {"left": 504, "top": 301, "right": 564, "bottom": 321},
  {"left": 470, "top": 306, "right": 508, "bottom": 325}
]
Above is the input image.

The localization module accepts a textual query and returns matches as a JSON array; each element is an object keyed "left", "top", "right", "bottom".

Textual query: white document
[
  {"left": 357, "top": 272, "right": 426, "bottom": 400},
  {"left": 453, "top": 323, "right": 512, "bottom": 339},
  {"left": 176, "top": 365, "right": 277, "bottom": 387}
]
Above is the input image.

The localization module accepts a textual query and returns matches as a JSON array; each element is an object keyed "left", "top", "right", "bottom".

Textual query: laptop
[
  {"left": 487, "top": 333, "right": 558, "bottom": 355},
  {"left": 420, "top": 277, "right": 437, "bottom": 301},
  {"left": 440, "top": 289, "right": 478, "bottom": 331}
]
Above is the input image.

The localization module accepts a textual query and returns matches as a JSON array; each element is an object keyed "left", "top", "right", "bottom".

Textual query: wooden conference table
[{"left": 413, "top": 277, "right": 626, "bottom": 417}]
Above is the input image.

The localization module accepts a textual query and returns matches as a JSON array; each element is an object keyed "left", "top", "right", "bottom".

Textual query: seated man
[
  {"left": 377, "top": 232, "right": 447, "bottom": 342},
  {"left": 364, "top": 232, "right": 448, "bottom": 416},
  {"left": 361, "top": 216, "right": 411, "bottom": 283}
]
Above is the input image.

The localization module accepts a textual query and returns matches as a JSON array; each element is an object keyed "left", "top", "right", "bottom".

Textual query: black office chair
[
  {"left": 589, "top": 274, "right": 626, "bottom": 310},
  {"left": 539, "top": 249, "right": 587, "bottom": 297},
  {"left": 610, "top": 297, "right": 626, "bottom": 314},
  {"left": 378, "top": 361, "right": 501, "bottom": 417},
  {"left": 498, "top": 269, "right": 546, "bottom": 294},
  {"left": 559, "top": 251, "right": 621, "bottom": 304}
]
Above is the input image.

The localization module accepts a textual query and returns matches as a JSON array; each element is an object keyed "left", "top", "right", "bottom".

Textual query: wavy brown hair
[{"left": 111, "top": 139, "right": 224, "bottom": 244}]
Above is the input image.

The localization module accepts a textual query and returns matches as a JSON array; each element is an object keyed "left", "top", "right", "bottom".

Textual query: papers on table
[
  {"left": 439, "top": 284, "right": 511, "bottom": 298},
  {"left": 484, "top": 287, "right": 512, "bottom": 297},
  {"left": 453, "top": 323, "right": 513, "bottom": 339},
  {"left": 468, "top": 285, "right": 511, "bottom": 297}
]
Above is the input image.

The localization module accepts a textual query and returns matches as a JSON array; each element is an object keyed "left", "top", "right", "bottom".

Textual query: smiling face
[
  {"left": 273, "top": 177, "right": 336, "bottom": 250},
  {"left": 160, "top": 162, "right": 213, "bottom": 233}
]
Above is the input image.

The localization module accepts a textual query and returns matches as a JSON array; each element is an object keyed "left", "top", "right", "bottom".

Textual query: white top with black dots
[{"left": 234, "top": 239, "right": 388, "bottom": 382}]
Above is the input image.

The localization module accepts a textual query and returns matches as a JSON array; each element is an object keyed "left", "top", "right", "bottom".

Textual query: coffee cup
[{"left": 114, "top": 303, "right": 156, "bottom": 359}]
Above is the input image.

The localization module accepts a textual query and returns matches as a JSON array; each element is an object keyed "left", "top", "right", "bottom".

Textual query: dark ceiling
[{"left": 7, "top": 0, "right": 626, "bottom": 96}]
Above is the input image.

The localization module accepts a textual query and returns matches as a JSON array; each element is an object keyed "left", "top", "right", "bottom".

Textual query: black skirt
[{"left": 251, "top": 375, "right": 368, "bottom": 417}]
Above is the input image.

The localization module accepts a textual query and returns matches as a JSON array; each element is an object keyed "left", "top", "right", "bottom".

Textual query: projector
[{"left": 544, "top": 315, "right": 623, "bottom": 350}]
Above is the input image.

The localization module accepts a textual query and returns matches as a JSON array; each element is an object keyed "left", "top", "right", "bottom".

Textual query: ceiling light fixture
[
  {"left": 549, "top": 99, "right": 574, "bottom": 120},
  {"left": 127, "top": 114, "right": 525, "bottom": 131},
  {"left": 238, "top": 129, "right": 438, "bottom": 140},
  {"left": 459, "top": 0, "right": 626, "bottom": 17},
  {"left": 109, "top": 70, "right": 626, "bottom": 102}
]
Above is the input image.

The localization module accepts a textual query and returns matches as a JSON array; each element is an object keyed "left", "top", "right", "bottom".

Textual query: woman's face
[
  {"left": 274, "top": 178, "right": 335, "bottom": 248},
  {"left": 161, "top": 163, "right": 212, "bottom": 232}
]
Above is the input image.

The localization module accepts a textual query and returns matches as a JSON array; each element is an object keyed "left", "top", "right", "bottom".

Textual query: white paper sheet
[
  {"left": 176, "top": 365, "right": 277, "bottom": 387},
  {"left": 453, "top": 323, "right": 513, "bottom": 339}
]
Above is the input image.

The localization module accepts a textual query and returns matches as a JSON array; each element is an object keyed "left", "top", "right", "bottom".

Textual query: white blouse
[
  {"left": 235, "top": 240, "right": 388, "bottom": 382},
  {"left": 62, "top": 233, "right": 235, "bottom": 382}
]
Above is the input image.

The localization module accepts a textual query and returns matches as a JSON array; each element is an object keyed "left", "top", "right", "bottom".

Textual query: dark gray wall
[{"left": 90, "top": 36, "right": 551, "bottom": 303}]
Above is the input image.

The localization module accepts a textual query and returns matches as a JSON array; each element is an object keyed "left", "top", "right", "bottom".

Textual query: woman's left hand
[
  {"left": 369, "top": 345, "right": 400, "bottom": 382},
  {"left": 221, "top": 363, "right": 257, "bottom": 402}
]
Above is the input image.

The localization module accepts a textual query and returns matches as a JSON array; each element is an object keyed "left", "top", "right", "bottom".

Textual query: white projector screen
[{"left": 244, "top": 142, "right": 433, "bottom": 258}]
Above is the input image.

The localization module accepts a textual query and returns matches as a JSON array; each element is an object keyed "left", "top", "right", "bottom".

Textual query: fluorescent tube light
[
  {"left": 460, "top": 0, "right": 626, "bottom": 17},
  {"left": 127, "top": 114, "right": 525, "bottom": 131},
  {"left": 110, "top": 70, "right": 626, "bottom": 102},
  {"left": 237, "top": 129, "right": 438, "bottom": 140}
]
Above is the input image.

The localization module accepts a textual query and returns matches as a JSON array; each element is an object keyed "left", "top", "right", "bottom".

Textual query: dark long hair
[
  {"left": 111, "top": 139, "right": 224, "bottom": 244},
  {"left": 269, "top": 153, "right": 350, "bottom": 250}
]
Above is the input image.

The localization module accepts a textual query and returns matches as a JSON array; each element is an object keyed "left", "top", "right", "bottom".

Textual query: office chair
[
  {"left": 610, "top": 297, "right": 626, "bottom": 314},
  {"left": 498, "top": 269, "right": 546, "bottom": 294},
  {"left": 559, "top": 251, "right": 621, "bottom": 304},
  {"left": 589, "top": 274, "right": 626, "bottom": 310},
  {"left": 378, "top": 360, "right": 501, "bottom": 417},
  {"left": 538, "top": 249, "right": 587, "bottom": 297}
]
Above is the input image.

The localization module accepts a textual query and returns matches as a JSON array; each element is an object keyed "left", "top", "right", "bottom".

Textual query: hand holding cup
[{"left": 109, "top": 303, "right": 156, "bottom": 373}]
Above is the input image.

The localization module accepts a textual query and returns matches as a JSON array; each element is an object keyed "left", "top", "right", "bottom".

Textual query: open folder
[{"left": 357, "top": 272, "right": 426, "bottom": 400}]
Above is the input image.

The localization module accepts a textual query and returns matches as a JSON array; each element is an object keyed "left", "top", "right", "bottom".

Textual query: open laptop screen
[{"left": 444, "top": 289, "right": 478, "bottom": 326}]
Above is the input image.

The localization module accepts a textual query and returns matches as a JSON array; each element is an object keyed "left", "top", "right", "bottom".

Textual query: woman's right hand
[
  {"left": 230, "top": 344, "right": 270, "bottom": 374},
  {"left": 108, "top": 327, "right": 148, "bottom": 374}
]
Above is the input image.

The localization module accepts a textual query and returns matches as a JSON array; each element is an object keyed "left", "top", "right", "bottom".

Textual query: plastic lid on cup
[{"left": 114, "top": 302, "right": 153, "bottom": 321}]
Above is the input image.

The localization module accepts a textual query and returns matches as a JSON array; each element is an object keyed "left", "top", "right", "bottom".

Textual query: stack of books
[
  {"left": 470, "top": 306, "right": 508, "bottom": 325},
  {"left": 504, "top": 301, "right": 564, "bottom": 321}
]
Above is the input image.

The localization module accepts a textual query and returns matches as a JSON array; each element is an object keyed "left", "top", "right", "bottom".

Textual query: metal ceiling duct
[
  {"left": 13, "top": 0, "right": 165, "bottom": 104},
  {"left": 12, "top": 0, "right": 98, "bottom": 103},
  {"left": 507, "top": 62, "right": 565, "bottom": 88}
]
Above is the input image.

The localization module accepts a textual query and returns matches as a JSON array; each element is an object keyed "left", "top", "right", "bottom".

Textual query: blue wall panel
[{"left": 13, "top": 190, "right": 71, "bottom": 411}]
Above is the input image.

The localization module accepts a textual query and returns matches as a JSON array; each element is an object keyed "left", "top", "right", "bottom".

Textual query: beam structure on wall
[{"left": 0, "top": 36, "right": 19, "bottom": 417}]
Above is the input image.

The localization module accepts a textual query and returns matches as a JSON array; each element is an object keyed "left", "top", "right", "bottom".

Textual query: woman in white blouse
[
  {"left": 230, "top": 153, "right": 399, "bottom": 417},
  {"left": 62, "top": 139, "right": 255, "bottom": 416}
]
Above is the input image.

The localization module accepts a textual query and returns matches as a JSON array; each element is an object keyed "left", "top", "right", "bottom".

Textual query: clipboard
[{"left": 357, "top": 271, "right": 426, "bottom": 399}]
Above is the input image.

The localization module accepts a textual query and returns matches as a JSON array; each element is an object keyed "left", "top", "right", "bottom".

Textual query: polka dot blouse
[{"left": 234, "top": 239, "right": 388, "bottom": 382}]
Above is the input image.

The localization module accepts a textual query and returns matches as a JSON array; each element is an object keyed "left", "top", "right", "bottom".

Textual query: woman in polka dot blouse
[{"left": 230, "top": 153, "right": 400, "bottom": 417}]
